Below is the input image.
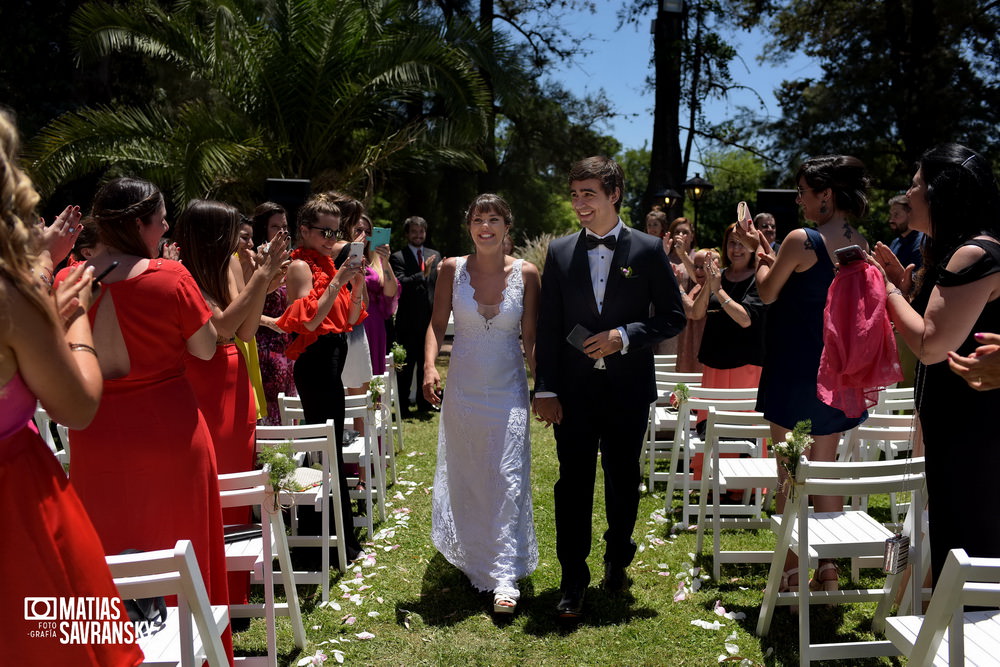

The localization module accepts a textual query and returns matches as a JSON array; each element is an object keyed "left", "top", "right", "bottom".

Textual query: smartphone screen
[{"left": 368, "top": 226, "right": 391, "bottom": 248}]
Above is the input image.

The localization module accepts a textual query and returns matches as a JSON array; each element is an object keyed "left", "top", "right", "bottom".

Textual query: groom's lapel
[{"left": 569, "top": 231, "right": 600, "bottom": 319}]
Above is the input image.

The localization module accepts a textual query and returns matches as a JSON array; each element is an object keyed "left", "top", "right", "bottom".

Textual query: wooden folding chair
[
  {"left": 218, "top": 470, "right": 306, "bottom": 665},
  {"left": 644, "top": 369, "right": 702, "bottom": 489},
  {"left": 105, "top": 540, "right": 229, "bottom": 667},
  {"left": 653, "top": 353, "right": 678, "bottom": 372},
  {"left": 693, "top": 407, "right": 777, "bottom": 580},
  {"left": 342, "top": 392, "right": 386, "bottom": 536},
  {"left": 664, "top": 389, "right": 760, "bottom": 527},
  {"left": 255, "top": 420, "right": 348, "bottom": 601},
  {"left": 886, "top": 548, "right": 1000, "bottom": 666},
  {"left": 756, "top": 455, "right": 926, "bottom": 665},
  {"left": 385, "top": 353, "right": 407, "bottom": 462}
]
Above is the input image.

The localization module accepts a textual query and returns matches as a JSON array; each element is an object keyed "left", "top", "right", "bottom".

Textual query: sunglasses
[{"left": 309, "top": 225, "right": 338, "bottom": 239}]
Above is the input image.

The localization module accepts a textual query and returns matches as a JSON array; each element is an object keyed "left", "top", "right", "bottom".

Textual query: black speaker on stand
[{"left": 264, "top": 178, "right": 312, "bottom": 241}]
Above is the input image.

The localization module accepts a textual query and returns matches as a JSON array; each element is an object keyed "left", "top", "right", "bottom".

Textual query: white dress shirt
[{"left": 586, "top": 220, "right": 630, "bottom": 368}]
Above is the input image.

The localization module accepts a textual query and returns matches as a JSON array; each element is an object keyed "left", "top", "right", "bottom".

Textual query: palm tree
[{"left": 29, "top": 0, "right": 492, "bottom": 206}]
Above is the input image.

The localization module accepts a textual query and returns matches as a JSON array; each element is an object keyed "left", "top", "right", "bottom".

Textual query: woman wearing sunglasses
[{"left": 277, "top": 192, "right": 367, "bottom": 562}]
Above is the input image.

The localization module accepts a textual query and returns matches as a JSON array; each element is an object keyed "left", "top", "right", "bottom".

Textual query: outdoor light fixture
[
  {"left": 682, "top": 173, "right": 714, "bottom": 232},
  {"left": 654, "top": 188, "right": 682, "bottom": 208},
  {"left": 661, "top": 0, "right": 684, "bottom": 13}
]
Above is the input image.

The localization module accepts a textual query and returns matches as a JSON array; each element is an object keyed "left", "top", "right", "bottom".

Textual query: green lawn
[{"left": 234, "top": 386, "right": 906, "bottom": 666}]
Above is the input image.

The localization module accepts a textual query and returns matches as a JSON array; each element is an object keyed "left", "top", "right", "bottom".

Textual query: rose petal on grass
[
  {"left": 355, "top": 631, "right": 375, "bottom": 640},
  {"left": 690, "top": 619, "right": 724, "bottom": 630}
]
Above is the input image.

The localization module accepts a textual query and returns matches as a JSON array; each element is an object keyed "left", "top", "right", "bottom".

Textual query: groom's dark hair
[{"left": 569, "top": 156, "right": 624, "bottom": 212}]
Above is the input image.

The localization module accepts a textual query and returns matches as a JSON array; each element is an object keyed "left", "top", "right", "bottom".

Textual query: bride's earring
[{"left": 820, "top": 200, "right": 828, "bottom": 215}]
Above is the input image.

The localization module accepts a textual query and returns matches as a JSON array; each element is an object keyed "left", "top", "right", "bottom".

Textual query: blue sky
[{"left": 540, "top": 4, "right": 821, "bottom": 170}]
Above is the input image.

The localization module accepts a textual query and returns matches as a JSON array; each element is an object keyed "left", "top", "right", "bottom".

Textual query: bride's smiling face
[{"left": 468, "top": 207, "right": 508, "bottom": 251}]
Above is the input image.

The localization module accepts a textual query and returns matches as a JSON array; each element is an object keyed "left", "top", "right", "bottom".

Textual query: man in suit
[
  {"left": 533, "top": 156, "right": 686, "bottom": 618},
  {"left": 390, "top": 216, "right": 440, "bottom": 412}
]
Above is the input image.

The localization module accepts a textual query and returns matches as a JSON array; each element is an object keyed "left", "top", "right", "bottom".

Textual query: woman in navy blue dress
[{"left": 733, "top": 155, "right": 871, "bottom": 596}]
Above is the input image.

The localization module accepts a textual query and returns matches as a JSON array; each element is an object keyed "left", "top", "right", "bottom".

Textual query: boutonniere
[{"left": 620, "top": 266, "right": 635, "bottom": 278}]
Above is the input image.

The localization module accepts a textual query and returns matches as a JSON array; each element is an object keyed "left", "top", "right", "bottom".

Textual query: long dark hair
[
  {"left": 252, "top": 201, "right": 285, "bottom": 246},
  {"left": 91, "top": 177, "right": 165, "bottom": 258},
  {"left": 175, "top": 199, "right": 241, "bottom": 309},
  {"left": 918, "top": 144, "right": 1000, "bottom": 270},
  {"left": 796, "top": 155, "right": 870, "bottom": 219}
]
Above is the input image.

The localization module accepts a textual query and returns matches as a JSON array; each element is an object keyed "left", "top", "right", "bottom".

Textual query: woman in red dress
[
  {"left": 0, "top": 110, "right": 142, "bottom": 666},
  {"left": 175, "top": 199, "right": 289, "bottom": 606},
  {"left": 60, "top": 177, "right": 234, "bottom": 662}
]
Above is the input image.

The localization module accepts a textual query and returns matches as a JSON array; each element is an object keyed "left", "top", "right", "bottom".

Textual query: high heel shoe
[{"left": 809, "top": 561, "right": 839, "bottom": 592}]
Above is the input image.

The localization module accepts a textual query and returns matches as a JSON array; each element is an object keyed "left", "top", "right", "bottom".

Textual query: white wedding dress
[{"left": 431, "top": 256, "right": 538, "bottom": 598}]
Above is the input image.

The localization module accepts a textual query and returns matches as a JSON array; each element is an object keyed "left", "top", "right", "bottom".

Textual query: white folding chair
[
  {"left": 218, "top": 470, "right": 306, "bottom": 665},
  {"left": 105, "top": 540, "right": 229, "bottom": 667},
  {"left": 644, "top": 370, "right": 702, "bottom": 489},
  {"left": 342, "top": 392, "right": 386, "bottom": 535},
  {"left": 756, "top": 455, "right": 926, "bottom": 665},
  {"left": 662, "top": 388, "right": 759, "bottom": 527},
  {"left": 255, "top": 421, "right": 348, "bottom": 601},
  {"left": 653, "top": 353, "right": 678, "bottom": 372},
  {"left": 886, "top": 548, "right": 1000, "bottom": 666},
  {"left": 872, "top": 385, "right": 915, "bottom": 414},
  {"left": 385, "top": 353, "right": 407, "bottom": 461},
  {"left": 376, "top": 364, "right": 399, "bottom": 485},
  {"left": 33, "top": 404, "right": 70, "bottom": 468},
  {"left": 693, "top": 407, "right": 777, "bottom": 581}
]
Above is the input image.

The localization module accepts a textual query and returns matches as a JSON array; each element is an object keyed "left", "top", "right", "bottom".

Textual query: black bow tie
[{"left": 586, "top": 234, "right": 617, "bottom": 250}]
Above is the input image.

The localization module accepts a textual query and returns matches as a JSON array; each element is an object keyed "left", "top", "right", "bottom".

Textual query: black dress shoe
[
  {"left": 602, "top": 563, "right": 630, "bottom": 593},
  {"left": 556, "top": 587, "right": 585, "bottom": 618}
]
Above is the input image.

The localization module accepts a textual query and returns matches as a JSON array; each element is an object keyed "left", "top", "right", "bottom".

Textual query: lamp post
[
  {"left": 653, "top": 187, "right": 682, "bottom": 217},
  {"left": 682, "top": 172, "right": 713, "bottom": 235}
]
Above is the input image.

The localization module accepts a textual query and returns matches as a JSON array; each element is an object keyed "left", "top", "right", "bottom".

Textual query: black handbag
[{"left": 118, "top": 549, "right": 167, "bottom": 625}]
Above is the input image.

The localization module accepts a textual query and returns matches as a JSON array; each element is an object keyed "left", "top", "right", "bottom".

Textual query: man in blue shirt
[{"left": 887, "top": 194, "right": 925, "bottom": 271}]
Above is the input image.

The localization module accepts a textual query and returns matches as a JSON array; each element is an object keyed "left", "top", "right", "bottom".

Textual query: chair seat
[
  {"left": 771, "top": 510, "right": 894, "bottom": 561},
  {"left": 886, "top": 610, "right": 1000, "bottom": 666},
  {"left": 717, "top": 457, "right": 777, "bottom": 489},
  {"left": 134, "top": 605, "right": 229, "bottom": 667}
]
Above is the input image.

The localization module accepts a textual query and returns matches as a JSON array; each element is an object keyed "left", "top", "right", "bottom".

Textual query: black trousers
[
  {"left": 396, "top": 320, "right": 431, "bottom": 410},
  {"left": 552, "top": 375, "right": 649, "bottom": 590},
  {"left": 293, "top": 332, "right": 362, "bottom": 556}
]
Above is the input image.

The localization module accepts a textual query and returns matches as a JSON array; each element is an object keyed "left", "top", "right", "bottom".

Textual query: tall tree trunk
[
  {"left": 479, "top": 0, "right": 499, "bottom": 193},
  {"left": 646, "top": 4, "right": 685, "bottom": 219}
]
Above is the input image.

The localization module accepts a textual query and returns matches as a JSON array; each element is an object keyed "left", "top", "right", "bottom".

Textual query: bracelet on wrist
[
  {"left": 720, "top": 296, "right": 733, "bottom": 307},
  {"left": 68, "top": 342, "right": 98, "bottom": 357},
  {"left": 887, "top": 285, "right": 902, "bottom": 298}
]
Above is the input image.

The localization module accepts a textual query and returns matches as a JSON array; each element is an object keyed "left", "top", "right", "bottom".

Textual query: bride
[{"left": 423, "top": 194, "right": 540, "bottom": 615}]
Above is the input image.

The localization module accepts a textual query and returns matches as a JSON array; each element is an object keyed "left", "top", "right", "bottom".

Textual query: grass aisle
[{"left": 236, "top": 386, "right": 902, "bottom": 665}]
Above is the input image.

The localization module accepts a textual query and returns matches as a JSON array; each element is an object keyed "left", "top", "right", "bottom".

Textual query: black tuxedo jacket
[
  {"left": 390, "top": 246, "right": 440, "bottom": 329},
  {"left": 534, "top": 225, "right": 685, "bottom": 406}
]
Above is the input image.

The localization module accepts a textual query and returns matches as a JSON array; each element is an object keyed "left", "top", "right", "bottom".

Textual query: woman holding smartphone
[
  {"left": 733, "top": 155, "right": 870, "bottom": 597},
  {"left": 278, "top": 192, "right": 367, "bottom": 561}
]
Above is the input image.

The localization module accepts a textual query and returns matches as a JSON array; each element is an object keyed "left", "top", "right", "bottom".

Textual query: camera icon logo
[{"left": 24, "top": 597, "right": 58, "bottom": 621}]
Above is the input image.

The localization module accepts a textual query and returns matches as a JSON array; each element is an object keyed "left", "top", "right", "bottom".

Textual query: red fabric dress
[
  {"left": 58, "top": 259, "right": 233, "bottom": 663},
  {"left": 1, "top": 372, "right": 144, "bottom": 666},
  {"left": 186, "top": 341, "right": 257, "bottom": 606}
]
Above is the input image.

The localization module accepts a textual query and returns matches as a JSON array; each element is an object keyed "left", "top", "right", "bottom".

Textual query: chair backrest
[
  {"left": 653, "top": 354, "right": 678, "bottom": 371},
  {"left": 873, "top": 386, "right": 915, "bottom": 413},
  {"left": 908, "top": 548, "right": 1000, "bottom": 666},
  {"left": 105, "top": 540, "right": 228, "bottom": 667},
  {"left": 653, "top": 370, "right": 703, "bottom": 405},
  {"left": 277, "top": 392, "right": 301, "bottom": 425},
  {"left": 796, "top": 455, "right": 926, "bottom": 496},
  {"left": 704, "top": 407, "right": 772, "bottom": 443}
]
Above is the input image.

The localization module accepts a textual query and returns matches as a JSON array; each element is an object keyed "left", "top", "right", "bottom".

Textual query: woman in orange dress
[
  {"left": 1, "top": 110, "right": 143, "bottom": 666},
  {"left": 175, "top": 199, "right": 289, "bottom": 607},
  {"left": 59, "top": 177, "right": 233, "bottom": 662}
]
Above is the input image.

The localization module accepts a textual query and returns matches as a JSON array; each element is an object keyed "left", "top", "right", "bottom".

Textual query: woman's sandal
[
  {"left": 493, "top": 593, "right": 517, "bottom": 615},
  {"left": 809, "top": 561, "right": 840, "bottom": 593}
]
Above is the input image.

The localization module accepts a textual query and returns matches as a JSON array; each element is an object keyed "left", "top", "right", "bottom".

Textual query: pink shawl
[{"left": 817, "top": 262, "right": 903, "bottom": 417}]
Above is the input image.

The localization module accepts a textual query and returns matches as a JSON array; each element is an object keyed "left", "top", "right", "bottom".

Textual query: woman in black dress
[{"left": 873, "top": 143, "right": 1000, "bottom": 583}]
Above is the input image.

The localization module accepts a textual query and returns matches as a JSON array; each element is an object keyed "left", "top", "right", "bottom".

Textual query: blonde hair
[{"left": 0, "top": 109, "right": 53, "bottom": 323}]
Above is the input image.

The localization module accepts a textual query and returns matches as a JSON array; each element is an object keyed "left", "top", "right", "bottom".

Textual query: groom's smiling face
[{"left": 570, "top": 178, "right": 620, "bottom": 235}]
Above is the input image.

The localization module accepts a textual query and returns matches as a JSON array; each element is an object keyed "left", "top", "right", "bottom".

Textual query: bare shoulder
[
  {"left": 437, "top": 256, "right": 458, "bottom": 277},
  {"left": 518, "top": 257, "right": 540, "bottom": 279},
  {"left": 945, "top": 242, "right": 990, "bottom": 273}
]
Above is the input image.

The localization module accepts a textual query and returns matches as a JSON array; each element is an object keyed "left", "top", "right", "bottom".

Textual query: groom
[{"left": 533, "top": 156, "right": 685, "bottom": 618}]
